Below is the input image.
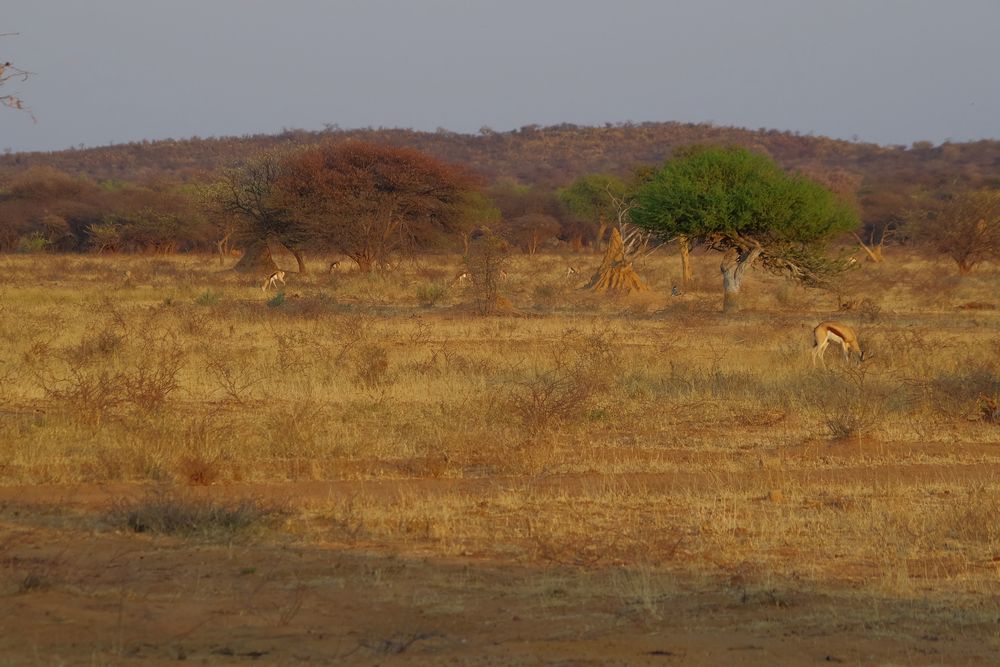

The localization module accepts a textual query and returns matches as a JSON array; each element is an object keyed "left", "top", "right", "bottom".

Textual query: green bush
[{"left": 15, "top": 233, "right": 51, "bottom": 254}]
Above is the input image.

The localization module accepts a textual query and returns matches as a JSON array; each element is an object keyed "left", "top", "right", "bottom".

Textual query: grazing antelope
[
  {"left": 261, "top": 270, "right": 286, "bottom": 292},
  {"left": 451, "top": 271, "right": 470, "bottom": 287},
  {"left": 812, "top": 321, "right": 867, "bottom": 367}
]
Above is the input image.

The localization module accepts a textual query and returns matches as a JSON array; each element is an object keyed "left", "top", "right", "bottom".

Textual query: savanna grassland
[{"left": 1, "top": 249, "right": 998, "bottom": 665}]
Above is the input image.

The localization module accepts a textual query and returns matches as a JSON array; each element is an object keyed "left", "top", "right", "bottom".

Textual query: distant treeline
[{"left": 1, "top": 121, "right": 999, "bottom": 255}]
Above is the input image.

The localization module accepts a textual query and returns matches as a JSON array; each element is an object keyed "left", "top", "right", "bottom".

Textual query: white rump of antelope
[
  {"left": 262, "top": 270, "right": 286, "bottom": 292},
  {"left": 812, "top": 321, "right": 868, "bottom": 367}
]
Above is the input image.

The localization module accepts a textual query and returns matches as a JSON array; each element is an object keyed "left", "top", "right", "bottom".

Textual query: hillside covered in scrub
[
  {"left": 2, "top": 121, "right": 999, "bottom": 258},
  {"left": 3, "top": 121, "right": 999, "bottom": 194}
]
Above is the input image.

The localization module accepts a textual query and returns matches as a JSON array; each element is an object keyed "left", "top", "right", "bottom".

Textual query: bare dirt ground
[{"left": 2, "top": 470, "right": 998, "bottom": 666}]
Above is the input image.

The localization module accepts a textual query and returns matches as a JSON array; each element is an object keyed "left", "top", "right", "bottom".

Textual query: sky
[{"left": 3, "top": 0, "right": 1000, "bottom": 154}]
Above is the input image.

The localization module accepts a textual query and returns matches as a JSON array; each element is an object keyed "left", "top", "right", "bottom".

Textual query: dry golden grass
[{"left": 1, "top": 248, "right": 999, "bottom": 654}]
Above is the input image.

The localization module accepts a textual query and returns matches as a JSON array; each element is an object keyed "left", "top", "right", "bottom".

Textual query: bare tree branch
[{"left": 1, "top": 34, "right": 34, "bottom": 120}]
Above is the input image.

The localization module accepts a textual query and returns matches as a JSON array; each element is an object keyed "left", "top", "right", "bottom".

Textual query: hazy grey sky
[{"left": 4, "top": 0, "right": 1000, "bottom": 153}]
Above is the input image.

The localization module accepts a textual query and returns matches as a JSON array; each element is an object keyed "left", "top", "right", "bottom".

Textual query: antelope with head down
[{"left": 811, "top": 321, "right": 869, "bottom": 367}]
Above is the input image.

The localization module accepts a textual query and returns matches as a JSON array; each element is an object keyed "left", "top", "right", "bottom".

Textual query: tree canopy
[
  {"left": 558, "top": 173, "right": 626, "bottom": 249},
  {"left": 909, "top": 188, "right": 1000, "bottom": 274},
  {"left": 631, "top": 146, "right": 859, "bottom": 311},
  {"left": 275, "top": 141, "right": 478, "bottom": 271},
  {"left": 212, "top": 151, "right": 309, "bottom": 272}
]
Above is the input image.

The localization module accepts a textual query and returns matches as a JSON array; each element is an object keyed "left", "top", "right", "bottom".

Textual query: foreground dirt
[{"left": 2, "top": 479, "right": 999, "bottom": 666}]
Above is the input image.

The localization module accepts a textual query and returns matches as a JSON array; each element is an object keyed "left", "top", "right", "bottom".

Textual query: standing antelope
[
  {"left": 566, "top": 265, "right": 579, "bottom": 278},
  {"left": 812, "top": 321, "right": 867, "bottom": 367},
  {"left": 262, "top": 270, "right": 286, "bottom": 292},
  {"left": 328, "top": 260, "right": 341, "bottom": 273}
]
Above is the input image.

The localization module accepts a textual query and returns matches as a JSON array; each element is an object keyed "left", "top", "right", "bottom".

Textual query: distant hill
[{"left": 2, "top": 122, "right": 999, "bottom": 223}]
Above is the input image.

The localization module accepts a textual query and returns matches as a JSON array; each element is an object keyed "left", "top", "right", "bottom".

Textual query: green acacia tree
[{"left": 631, "top": 146, "right": 859, "bottom": 313}]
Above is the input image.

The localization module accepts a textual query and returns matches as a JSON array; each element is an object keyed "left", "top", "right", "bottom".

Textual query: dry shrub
[
  {"left": 261, "top": 397, "right": 331, "bottom": 460},
  {"left": 174, "top": 305, "right": 214, "bottom": 337},
  {"left": 326, "top": 310, "right": 380, "bottom": 361},
  {"left": 109, "top": 487, "right": 287, "bottom": 537},
  {"left": 928, "top": 358, "right": 998, "bottom": 415},
  {"left": 945, "top": 488, "right": 1000, "bottom": 544},
  {"left": 508, "top": 362, "right": 597, "bottom": 435},
  {"left": 532, "top": 281, "right": 567, "bottom": 308},
  {"left": 857, "top": 297, "right": 882, "bottom": 323},
  {"left": 175, "top": 417, "right": 234, "bottom": 485},
  {"left": 177, "top": 453, "right": 222, "bottom": 486},
  {"left": 194, "top": 290, "right": 221, "bottom": 306},
  {"left": 65, "top": 327, "right": 126, "bottom": 362},
  {"left": 352, "top": 344, "right": 394, "bottom": 401},
  {"left": 804, "top": 364, "right": 890, "bottom": 440},
  {"left": 465, "top": 228, "right": 510, "bottom": 315},
  {"left": 35, "top": 334, "right": 185, "bottom": 424},
  {"left": 205, "top": 351, "right": 265, "bottom": 404},
  {"left": 612, "top": 567, "right": 671, "bottom": 623},
  {"left": 80, "top": 427, "right": 175, "bottom": 482},
  {"left": 123, "top": 339, "right": 185, "bottom": 411},
  {"left": 415, "top": 282, "right": 448, "bottom": 307},
  {"left": 890, "top": 330, "right": 998, "bottom": 418},
  {"left": 506, "top": 329, "right": 621, "bottom": 435}
]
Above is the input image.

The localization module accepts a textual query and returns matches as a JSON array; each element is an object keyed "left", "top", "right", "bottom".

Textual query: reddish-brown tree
[{"left": 276, "top": 142, "right": 478, "bottom": 272}]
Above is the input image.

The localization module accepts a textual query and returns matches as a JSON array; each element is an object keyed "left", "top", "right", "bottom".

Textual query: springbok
[
  {"left": 812, "top": 321, "right": 868, "bottom": 367},
  {"left": 262, "top": 270, "right": 286, "bottom": 292}
]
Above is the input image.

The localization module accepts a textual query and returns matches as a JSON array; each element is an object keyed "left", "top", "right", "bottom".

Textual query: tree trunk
[
  {"left": 720, "top": 263, "right": 741, "bottom": 313},
  {"left": 720, "top": 246, "right": 762, "bottom": 314},
  {"left": 291, "top": 248, "right": 307, "bottom": 274},
  {"left": 594, "top": 220, "right": 608, "bottom": 253},
  {"left": 216, "top": 232, "right": 232, "bottom": 266},
  {"left": 678, "top": 235, "right": 693, "bottom": 286},
  {"left": 353, "top": 252, "right": 376, "bottom": 273}
]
